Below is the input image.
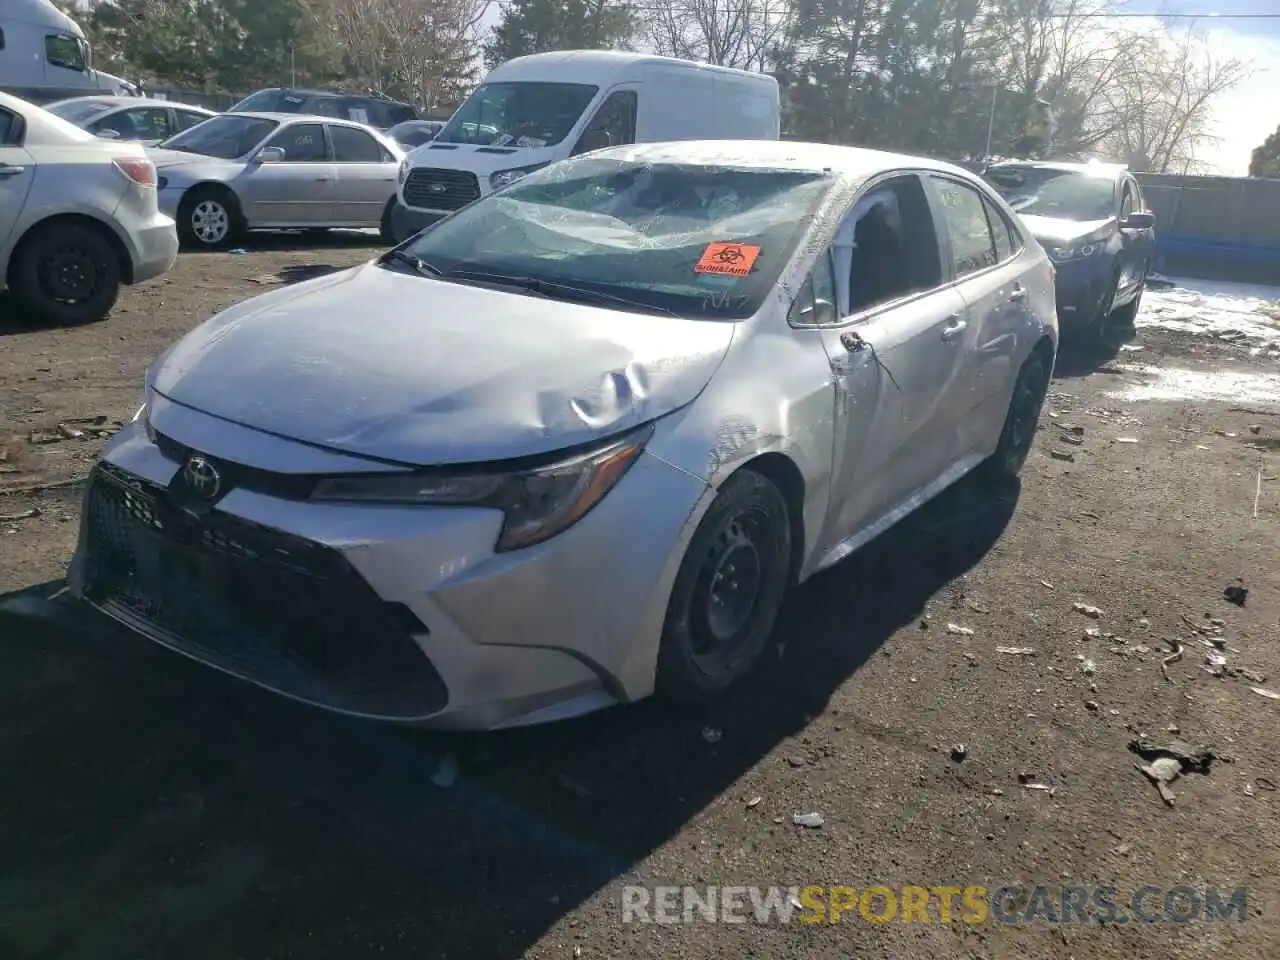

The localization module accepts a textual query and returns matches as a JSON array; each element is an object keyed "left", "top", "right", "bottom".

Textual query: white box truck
[
  {"left": 391, "top": 50, "right": 780, "bottom": 241},
  {"left": 0, "top": 0, "right": 137, "bottom": 104}
]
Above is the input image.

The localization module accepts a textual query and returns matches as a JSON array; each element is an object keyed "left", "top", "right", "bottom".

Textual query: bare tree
[
  {"left": 305, "top": 0, "right": 491, "bottom": 108},
  {"left": 645, "top": 0, "right": 794, "bottom": 70},
  {"left": 1096, "top": 25, "right": 1250, "bottom": 172}
]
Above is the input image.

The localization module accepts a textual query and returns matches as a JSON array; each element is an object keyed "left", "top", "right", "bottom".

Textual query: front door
[
  {"left": 239, "top": 122, "right": 335, "bottom": 226},
  {"left": 809, "top": 174, "right": 972, "bottom": 550},
  {"left": 327, "top": 124, "right": 397, "bottom": 226},
  {"left": 1117, "top": 178, "right": 1154, "bottom": 299}
]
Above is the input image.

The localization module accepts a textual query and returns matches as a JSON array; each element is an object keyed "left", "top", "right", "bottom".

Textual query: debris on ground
[
  {"left": 1050, "top": 450, "right": 1075, "bottom": 462},
  {"left": 746, "top": 796, "right": 762, "bottom": 808},
  {"left": 1224, "top": 581, "right": 1249, "bottom": 607},
  {"left": 0, "top": 507, "right": 40, "bottom": 523},
  {"left": 1072, "top": 603, "right": 1104, "bottom": 619},
  {"left": 793, "top": 812, "right": 824, "bottom": 828},
  {"left": 1078, "top": 658, "right": 1097, "bottom": 675},
  {"left": 950, "top": 744, "right": 967, "bottom": 762},
  {"left": 997, "top": 646, "right": 1036, "bottom": 656},
  {"left": 1040, "top": 580, "right": 1054, "bottom": 589},
  {"left": 946, "top": 623, "right": 975, "bottom": 636},
  {"left": 1129, "top": 738, "right": 1225, "bottom": 807},
  {"left": 1060, "top": 433, "right": 1084, "bottom": 446},
  {"left": 1115, "top": 437, "right": 1140, "bottom": 444},
  {"left": 1252, "top": 687, "right": 1280, "bottom": 701},
  {"left": 1161, "top": 639, "right": 1184, "bottom": 683},
  {"left": 1085, "top": 700, "right": 1100, "bottom": 711}
]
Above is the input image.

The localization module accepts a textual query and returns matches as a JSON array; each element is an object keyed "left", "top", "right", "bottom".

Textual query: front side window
[
  {"left": 45, "top": 35, "right": 87, "bottom": 72},
  {"left": 435, "top": 82, "right": 599, "bottom": 148},
  {"left": 330, "top": 125, "right": 384, "bottom": 163},
  {"left": 572, "top": 91, "right": 638, "bottom": 155},
  {"left": 266, "top": 123, "right": 328, "bottom": 162},
  {"left": 158, "top": 115, "right": 279, "bottom": 159},
  {"left": 838, "top": 176, "right": 943, "bottom": 314},
  {"left": 94, "top": 107, "right": 170, "bottom": 140},
  {"left": 46, "top": 99, "right": 115, "bottom": 125},
  {"left": 174, "top": 110, "right": 210, "bottom": 132},
  {"left": 790, "top": 251, "right": 839, "bottom": 326},
  {"left": 984, "top": 165, "right": 1117, "bottom": 221},
  {"left": 394, "top": 157, "right": 835, "bottom": 320},
  {"left": 931, "top": 176, "right": 998, "bottom": 279}
]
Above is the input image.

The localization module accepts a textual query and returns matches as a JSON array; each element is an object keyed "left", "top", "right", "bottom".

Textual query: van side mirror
[
  {"left": 1120, "top": 211, "right": 1155, "bottom": 230},
  {"left": 254, "top": 146, "right": 286, "bottom": 164}
]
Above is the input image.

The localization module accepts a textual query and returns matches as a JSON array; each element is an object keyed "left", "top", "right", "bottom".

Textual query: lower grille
[
  {"left": 403, "top": 167, "right": 480, "bottom": 211},
  {"left": 80, "top": 464, "right": 448, "bottom": 718}
]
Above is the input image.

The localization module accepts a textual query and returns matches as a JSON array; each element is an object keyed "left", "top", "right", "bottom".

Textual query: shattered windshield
[
  {"left": 984, "top": 166, "right": 1117, "bottom": 221},
  {"left": 434, "top": 82, "right": 598, "bottom": 148},
  {"left": 158, "top": 115, "right": 279, "bottom": 159},
  {"left": 394, "top": 157, "right": 834, "bottom": 319}
]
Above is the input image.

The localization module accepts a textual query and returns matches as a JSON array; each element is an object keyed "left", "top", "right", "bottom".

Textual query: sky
[{"left": 1125, "top": 1, "right": 1279, "bottom": 175}]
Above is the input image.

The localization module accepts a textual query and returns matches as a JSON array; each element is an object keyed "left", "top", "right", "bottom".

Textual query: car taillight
[{"left": 113, "top": 158, "right": 156, "bottom": 187}]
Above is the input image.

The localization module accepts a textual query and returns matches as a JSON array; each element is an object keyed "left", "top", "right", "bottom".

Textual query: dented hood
[{"left": 149, "top": 262, "right": 735, "bottom": 466}]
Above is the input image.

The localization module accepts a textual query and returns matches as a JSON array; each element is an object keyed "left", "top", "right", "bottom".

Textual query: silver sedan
[
  {"left": 42, "top": 95, "right": 216, "bottom": 143},
  {"left": 147, "top": 112, "right": 405, "bottom": 248},
  {"left": 69, "top": 140, "right": 1058, "bottom": 729}
]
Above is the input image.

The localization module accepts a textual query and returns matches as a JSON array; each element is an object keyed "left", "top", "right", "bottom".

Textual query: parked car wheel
[
  {"left": 1111, "top": 262, "right": 1149, "bottom": 328},
  {"left": 380, "top": 198, "right": 397, "bottom": 244},
  {"left": 1086, "top": 271, "right": 1122, "bottom": 347},
  {"left": 178, "top": 187, "right": 243, "bottom": 250},
  {"left": 656, "top": 468, "right": 792, "bottom": 701},
  {"left": 8, "top": 221, "right": 122, "bottom": 324},
  {"left": 981, "top": 349, "right": 1051, "bottom": 481}
]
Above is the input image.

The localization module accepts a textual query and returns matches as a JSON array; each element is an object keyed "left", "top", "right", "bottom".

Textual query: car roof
[
  {"left": 988, "top": 159, "right": 1128, "bottom": 180},
  {"left": 248, "top": 88, "right": 413, "bottom": 106},
  {"left": 226, "top": 111, "right": 382, "bottom": 127},
  {"left": 591, "top": 139, "right": 982, "bottom": 181}
]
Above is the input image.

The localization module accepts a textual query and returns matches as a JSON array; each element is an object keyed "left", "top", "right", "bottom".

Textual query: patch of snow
[
  {"left": 1137, "top": 277, "right": 1280, "bottom": 354},
  {"left": 1107, "top": 365, "right": 1280, "bottom": 405}
]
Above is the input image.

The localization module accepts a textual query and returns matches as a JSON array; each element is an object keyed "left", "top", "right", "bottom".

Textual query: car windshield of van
[
  {"left": 158, "top": 115, "right": 279, "bottom": 159},
  {"left": 46, "top": 100, "right": 116, "bottom": 124},
  {"left": 984, "top": 166, "right": 1116, "bottom": 221},
  {"left": 434, "top": 82, "right": 599, "bottom": 148},
  {"left": 389, "top": 157, "right": 834, "bottom": 320}
]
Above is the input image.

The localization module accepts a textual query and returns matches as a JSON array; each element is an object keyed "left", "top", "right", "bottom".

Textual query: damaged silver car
[{"left": 68, "top": 140, "right": 1058, "bottom": 729}]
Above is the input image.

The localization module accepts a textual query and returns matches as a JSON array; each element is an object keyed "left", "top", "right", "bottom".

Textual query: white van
[
  {"left": 0, "top": 0, "right": 137, "bottom": 104},
  {"left": 391, "top": 50, "right": 780, "bottom": 240}
]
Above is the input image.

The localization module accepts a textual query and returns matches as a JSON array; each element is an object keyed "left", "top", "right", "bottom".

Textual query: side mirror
[
  {"left": 254, "top": 146, "right": 286, "bottom": 164},
  {"left": 1120, "top": 211, "right": 1155, "bottom": 230},
  {"left": 792, "top": 296, "right": 837, "bottom": 326}
]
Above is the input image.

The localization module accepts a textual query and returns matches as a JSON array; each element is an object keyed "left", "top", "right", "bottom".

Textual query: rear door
[
  {"left": 810, "top": 173, "right": 971, "bottom": 545},
  {"left": 327, "top": 124, "right": 397, "bottom": 226},
  {"left": 0, "top": 106, "right": 35, "bottom": 253},
  {"left": 240, "top": 121, "right": 336, "bottom": 225},
  {"left": 925, "top": 174, "right": 1028, "bottom": 458}
]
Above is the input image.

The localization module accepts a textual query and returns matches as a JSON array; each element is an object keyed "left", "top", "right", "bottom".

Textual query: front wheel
[
  {"left": 178, "top": 187, "right": 242, "bottom": 250},
  {"left": 981, "top": 351, "right": 1051, "bottom": 482},
  {"left": 1111, "top": 263, "right": 1149, "bottom": 328},
  {"left": 379, "top": 198, "right": 397, "bottom": 244},
  {"left": 8, "top": 223, "right": 122, "bottom": 325},
  {"left": 656, "top": 469, "right": 792, "bottom": 701}
]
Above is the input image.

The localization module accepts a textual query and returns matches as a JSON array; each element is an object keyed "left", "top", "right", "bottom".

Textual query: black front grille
[
  {"left": 403, "top": 167, "right": 480, "bottom": 211},
  {"left": 80, "top": 464, "right": 448, "bottom": 719}
]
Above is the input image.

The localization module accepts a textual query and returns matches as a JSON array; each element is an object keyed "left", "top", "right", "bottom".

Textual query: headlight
[
  {"left": 1047, "top": 241, "right": 1105, "bottom": 263},
  {"left": 489, "top": 162, "right": 549, "bottom": 190},
  {"left": 311, "top": 424, "right": 652, "bottom": 552},
  {"left": 398, "top": 158, "right": 410, "bottom": 184}
]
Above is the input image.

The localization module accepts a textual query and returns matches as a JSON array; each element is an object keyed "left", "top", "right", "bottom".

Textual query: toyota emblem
[{"left": 182, "top": 455, "right": 222, "bottom": 500}]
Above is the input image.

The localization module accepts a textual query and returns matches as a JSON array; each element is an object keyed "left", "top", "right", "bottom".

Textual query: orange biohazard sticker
[{"left": 694, "top": 242, "right": 761, "bottom": 277}]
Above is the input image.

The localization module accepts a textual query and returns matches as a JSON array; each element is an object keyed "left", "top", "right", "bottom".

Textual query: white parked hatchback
[{"left": 0, "top": 91, "right": 178, "bottom": 324}]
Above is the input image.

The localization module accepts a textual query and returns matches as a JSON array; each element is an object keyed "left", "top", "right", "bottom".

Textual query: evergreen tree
[
  {"left": 1249, "top": 127, "right": 1280, "bottom": 179},
  {"left": 483, "top": 0, "right": 635, "bottom": 70}
]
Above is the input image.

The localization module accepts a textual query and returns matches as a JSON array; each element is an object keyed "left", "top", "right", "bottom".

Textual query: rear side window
[
  {"left": 387, "top": 104, "right": 417, "bottom": 126},
  {"left": 930, "top": 176, "right": 998, "bottom": 279},
  {"left": 981, "top": 195, "right": 1020, "bottom": 262},
  {"left": 0, "top": 109, "right": 14, "bottom": 145},
  {"left": 0, "top": 27, "right": 6, "bottom": 50},
  {"left": 330, "top": 125, "right": 385, "bottom": 162}
]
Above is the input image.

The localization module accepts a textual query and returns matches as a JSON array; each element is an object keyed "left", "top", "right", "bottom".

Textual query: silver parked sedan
[
  {"left": 43, "top": 96, "right": 216, "bottom": 144},
  {"left": 146, "top": 112, "right": 405, "bottom": 248},
  {"left": 69, "top": 141, "right": 1057, "bottom": 729}
]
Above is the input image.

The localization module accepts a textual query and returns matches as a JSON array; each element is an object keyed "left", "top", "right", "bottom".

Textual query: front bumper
[
  {"left": 1050, "top": 257, "right": 1110, "bottom": 330},
  {"left": 68, "top": 415, "right": 710, "bottom": 729}
]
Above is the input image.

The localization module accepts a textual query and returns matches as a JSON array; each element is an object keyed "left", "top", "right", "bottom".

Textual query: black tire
[
  {"left": 8, "top": 222, "right": 122, "bottom": 325},
  {"left": 379, "top": 198, "right": 397, "bottom": 244},
  {"left": 656, "top": 469, "right": 792, "bottom": 701},
  {"left": 981, "top": 351, "right": 1051, "bottom": 482},
  {"left": 1086, "top": 272, "right": 1121, "bottom": 347},
  {"left": 177, "top": 186, "right": 243, "bottom": 250},
  {"left": 1111, "top": 263, "right": 1148, "bottom": 328}
]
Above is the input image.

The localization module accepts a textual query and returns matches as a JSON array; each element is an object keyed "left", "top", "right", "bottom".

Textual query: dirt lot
[{"left": 1, "top": 242, "right": 1279, "bottom": 960}]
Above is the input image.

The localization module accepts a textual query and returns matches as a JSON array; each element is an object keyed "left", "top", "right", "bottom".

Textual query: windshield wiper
[
  {"left": 380, "top": 249, "right": 445, "bottom": 278},
  {"left": 446, "top": 269, "right": 680, "bottom": 317}
]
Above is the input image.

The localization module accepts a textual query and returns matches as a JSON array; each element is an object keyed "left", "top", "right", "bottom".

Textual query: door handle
[
  {"left": 0, "top": 165, "right": 25, "bottom": 178},
  {"left": 1008, "top": 284, "right": 1027, "bottom": 302},
  {"left": 314, "top": 177, "right": 331, "bottom": 182},
  {"left": 941, "top": 315, "right": 967, "bottom": 341}
]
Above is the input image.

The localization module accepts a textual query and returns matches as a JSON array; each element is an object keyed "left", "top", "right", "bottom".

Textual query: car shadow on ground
[
  {"left": 0, "top": 473, "right": 1018, "bottom": 958},
  {"left": 1050, "top": 324, "right": 1138, "bottom": 380}
]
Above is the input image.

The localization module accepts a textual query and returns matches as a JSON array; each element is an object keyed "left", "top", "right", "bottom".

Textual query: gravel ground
[{"left": 1, "top": 242, "right": 1279, "bottom": 959}]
